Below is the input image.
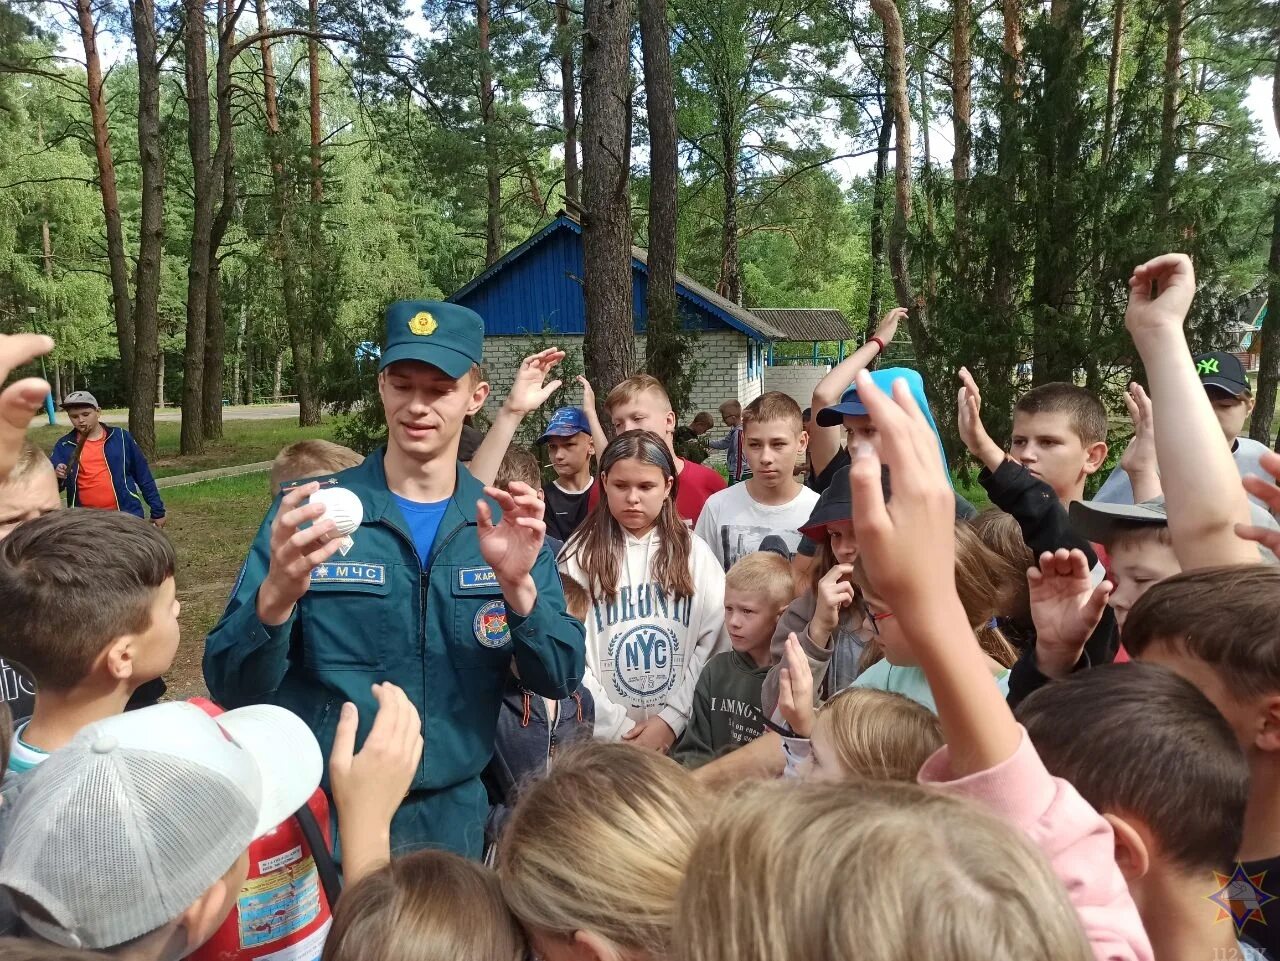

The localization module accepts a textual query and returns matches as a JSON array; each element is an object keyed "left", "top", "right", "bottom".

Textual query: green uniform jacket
[
  {"left": 203, "top": 450, "right": 585, "bottom": 855},
  {"left": 671, "top": 650, "right": 768, "bottom": 769}
]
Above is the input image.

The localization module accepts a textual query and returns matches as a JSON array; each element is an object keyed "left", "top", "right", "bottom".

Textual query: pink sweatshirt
[{"left": 918, "top": 729, "right": 1153, "bottom": 961}]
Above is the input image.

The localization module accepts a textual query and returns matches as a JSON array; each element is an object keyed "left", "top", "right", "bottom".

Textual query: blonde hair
[
  {"left": 496, "top": 446, "right": 542, "bottom": 491},
  {"left": 270, "top": 440, "right": 364, "bottom": 490},
  {"left": 815, "top": 688, "right": 942, "bottom": 781},
  {"left": 726, "top": 552, "right": 793, "bottom": 612},
  {"left": 672, "top": 780, "right": 1093, "bottom": 961},
  {"left": 498, "top": 743, "right": 706, "bottom": 954},
  {"left": 741, "top": 391, "right": 802, "bottom": 433},
  {"left": 719, "top": 399, "right": 742, "bottom": 418},
  {"left": 604, "top": 373, "right": 672, "bottom": 415},
  {"left": 322, "top": 849, "right": 523, "bottom": 961},
  {"left": 1, "top": 441, "right": 53, "bottom": 487},
  {"left": 855, "top": 521, "right": 1018, "bottom": 670}
]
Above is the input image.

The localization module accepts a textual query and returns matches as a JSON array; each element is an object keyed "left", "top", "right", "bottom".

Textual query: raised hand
[
  {"left": 846, "top": 370, "right": 956, "bottom": 611},
  {"left": 0, "top": 333, "right": 54, "bottom": 482},
  {"left": 1027, "top": 549, "right": 1113, "bottom": 680},
  {"left": 776, "top": 633, "right": 815, "bottom": 737},
  {"left": 622, "top": 715, "right": 676, "bottom": 752},
  {"left": 809, "top": 562, "right": 855, "bottom": 649},
  {"left": 256, "top": 481, "right": 343, "bottom": 625},
  {"left": 1238, "top": 450, "right": 1280, "bottom": 556},
  {"left": 329, "top": 682, "right": 424, "bottom": 884},
  {"left": 873, "top": 306, "right": 908, "bottom": 345},
  {"left": 1119, "top": 382, "right": 1159, "bottom": 493},
  {"left": 504, "top": 348, "right": 566, "bottom": 416},
  {"left": 576, "top": 374, "right": 596, "bottom": 411},
  {"left": 1124, "top": 253, "right": 1196, "bottom": 339},
  {"left": 956, "top": 366, "right": 1003, "bottom": 469},
  {"left": 478, "top": 481, "right": 545, "bottom": 614}
]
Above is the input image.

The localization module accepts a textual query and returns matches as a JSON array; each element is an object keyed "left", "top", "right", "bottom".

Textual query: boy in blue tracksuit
[
  {"left": 49, "top": 391, "right": 165, "bottom": 525},
  {"left": 203, "top": 300, "right": 585, "bottom": 859}
]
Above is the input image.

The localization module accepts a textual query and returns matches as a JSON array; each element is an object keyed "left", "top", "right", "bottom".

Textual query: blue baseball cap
[
  {"left": 537, "top": 407, "right": 592, "bottom": 444},
  {"left": 815, "top": 368, "right": 917, "bottom": 426},
  {"left": 379, "top": 300, "right": 485, "bottom": 379}
]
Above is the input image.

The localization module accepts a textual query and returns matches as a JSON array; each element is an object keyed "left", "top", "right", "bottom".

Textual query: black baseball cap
[
  {"left": 1194, "top": 351, "right": 1249, "bottom": 397},
  {"left": 797, "top": 465, "right": 892, "bottom": 540}
]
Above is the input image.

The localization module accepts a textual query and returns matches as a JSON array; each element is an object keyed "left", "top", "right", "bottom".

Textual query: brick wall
[
  {"left": 764, "top": 363, "right": 829, "bottom": 410},
  {"left": 480, "top": 330, "right": 761, "bottom": 446}
]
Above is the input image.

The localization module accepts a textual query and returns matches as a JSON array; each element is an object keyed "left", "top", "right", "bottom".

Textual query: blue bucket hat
[
  {"left": 379, "top": 301, "right": 485, "bottom": 379},
  {"left": 536, "top": 407, "right": 592, "bottom": 445},
  {"left": 816, "top": 367, "right": 950, "bottom": 477}
]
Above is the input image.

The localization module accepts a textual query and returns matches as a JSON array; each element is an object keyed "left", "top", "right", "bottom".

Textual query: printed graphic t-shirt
[
  {"left": 392, "top": 494, "right": 449, "bottom": 569},
  {"left": 76, "top": 435, "right": 118, "bottom": 509},
  {"left": 693, "top": 482, "right": 819, "bottom": 571}
]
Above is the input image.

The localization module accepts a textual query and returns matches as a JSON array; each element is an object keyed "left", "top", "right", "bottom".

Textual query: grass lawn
[
  {"left": 27, "top": 417, "right": 337, "bottom": 479},
  {"left": 163, "top": 473, "right": 276, "bottom": 699}
]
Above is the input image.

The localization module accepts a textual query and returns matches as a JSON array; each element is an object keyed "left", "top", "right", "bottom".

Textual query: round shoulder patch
[
  {"left": 473, "top": 599, "right": 511, "bottom": 648},
  {"left": 408, "top": 311, "right": 438, "bottom": 336}
]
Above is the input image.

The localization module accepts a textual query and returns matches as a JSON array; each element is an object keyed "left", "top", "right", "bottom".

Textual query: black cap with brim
[
  {"left": 1194, "top": 351, "right": 1250, "bottom": 397},
  {"left": 797, "top": 465, "right": 893, "bottom": 540},
  {"left": 1068, "top": 498, "right": 1168, "bottom": 544}
]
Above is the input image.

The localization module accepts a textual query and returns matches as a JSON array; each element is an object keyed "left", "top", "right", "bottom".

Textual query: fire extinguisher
[{"left": 187, "top": 698, "right": 342, "bottom": 961}]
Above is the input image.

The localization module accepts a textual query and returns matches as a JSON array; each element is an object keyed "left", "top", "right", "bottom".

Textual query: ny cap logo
[{"left": 1197, "top": 357, "right": 1221, "bottom": 376}]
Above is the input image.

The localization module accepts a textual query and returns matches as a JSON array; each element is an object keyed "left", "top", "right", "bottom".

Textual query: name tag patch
[
  {"left": 310, "top": 562, "right": 386, "bottom": 586},
  {"left": 473, "top": 599, "right": 511, "bottom": 648},
  {"left": 458, "top": 566, "right": 499, "bottom": 590}
]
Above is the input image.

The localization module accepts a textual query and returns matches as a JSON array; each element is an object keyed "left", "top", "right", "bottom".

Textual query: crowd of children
[{"left": 0, "top": 249, "right": 1277, "bottom": 960}]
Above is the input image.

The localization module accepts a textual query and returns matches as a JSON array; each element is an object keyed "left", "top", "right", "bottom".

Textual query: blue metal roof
[{"left": 447, "top": 214, "right": 783, "bottom": 342}]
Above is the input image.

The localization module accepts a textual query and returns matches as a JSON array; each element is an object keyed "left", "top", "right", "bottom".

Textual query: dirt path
[{"left": 35, "top": 403, "right": 300, "bottom": 427}]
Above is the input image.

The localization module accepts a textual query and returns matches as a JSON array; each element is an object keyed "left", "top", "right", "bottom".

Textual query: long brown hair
[
  {"left": 855, "top": 521, "right": 1018, "bottom": 670},
  {"left": 562, "top": 429, "right": 695, "bottom": 600}
]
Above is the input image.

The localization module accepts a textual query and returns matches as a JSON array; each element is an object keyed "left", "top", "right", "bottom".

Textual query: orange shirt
[{"left": 75, "top": 435, "right": 119, "bottom": 509}]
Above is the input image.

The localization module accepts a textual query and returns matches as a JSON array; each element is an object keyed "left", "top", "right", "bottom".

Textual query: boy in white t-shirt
[{"left": 695, "top": 392, "right": 818, "bottom": 571}]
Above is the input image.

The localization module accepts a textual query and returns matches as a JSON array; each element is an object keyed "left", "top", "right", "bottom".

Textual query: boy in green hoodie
[{"left": 673, "top": 552, "right": 793, "bottom": 768}]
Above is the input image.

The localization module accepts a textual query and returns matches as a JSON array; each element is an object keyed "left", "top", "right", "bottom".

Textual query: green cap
[{"left": 379, "top": 301, "right": 485, "bottom": 378}]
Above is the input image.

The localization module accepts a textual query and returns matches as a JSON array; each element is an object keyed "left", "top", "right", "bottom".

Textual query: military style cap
[{"left": 380, "top": 301, "right": 485, "bottom": 379}]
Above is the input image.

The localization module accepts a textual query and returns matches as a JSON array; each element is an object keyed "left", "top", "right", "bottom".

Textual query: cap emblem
[{"left": 408, "top": 311, "right": 438, "bottom": 337}]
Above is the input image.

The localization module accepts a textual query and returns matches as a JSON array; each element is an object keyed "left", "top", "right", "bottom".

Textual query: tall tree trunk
[
  {"left": 274, "top": 351, "right": 284, "bottom": 401},
  {"left": 1153, "top": 0, "right": 1182, "bottom": 228},
  {"left": 74, "top": 0, "right": 133, "bottom": 386},
  {"left": 479, "top": 0, "right": 502, "bottom": 264},
  {"left": 257, "top": 0, "right": 316, "bottom": 428},
  {"left": 951, "top": 0, "right": 971, "bottom": 265},
  {"left": 202, "top": 0, "right": 241, "bottom": 441},
  {"left": 580, "top": 0, "right": 636, "bottom": 402},
  {"left": 867, "top": 86, "right": 892, "bottom": 330},
  {"left": 919, "top": 61, "right": 937, "bottom": 307},
  {"left": 180, "top": 0, "right": 214, "bottom": 453},
  {"left": 1101, "top": 0, "right": 1126, "bottom": 166},
  {"left": 989, "top": 0, "right": 1023, "bottom": 345},
  {"left": 129, "top": 0, "right": 164, "bottom": 457},
  {"left": 157, "top": 351, "right": 165, "bottom": 406},
  {"left": 871, "top": 0, "right": 919, "bottom": 336},
  {"left": 1250, "top": 45, "right": 1280, "bottom": 447},
  {"left": 639, "top": 0, "right": 681, "bottom": 406},
  {"left": 232, "top": 277, "right": 247, "bottom": 405},
  {"left": 716, "top": 106, "right": 742, "bottom": 304},
  {"left": 301, "top": 0, "right": 326, "bottom": 427},
  {"left": 1029, "top": 0, "right": 1085, "bottom": 384},
  {"left": 556, "top": 0, "right": 579, "bottom": 204}
]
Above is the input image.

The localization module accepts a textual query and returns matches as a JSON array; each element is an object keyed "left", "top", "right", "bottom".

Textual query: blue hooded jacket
[{"left": 49, "top": 425, "right": 165, "bottom": 519}]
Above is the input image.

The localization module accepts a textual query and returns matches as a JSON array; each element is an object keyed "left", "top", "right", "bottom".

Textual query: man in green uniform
[{"left": 204, "top": 301, "right": 585, "bottom": 857}]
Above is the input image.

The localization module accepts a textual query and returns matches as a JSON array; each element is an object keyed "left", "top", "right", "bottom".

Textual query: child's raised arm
[
  {"left": 807, "top": 307, "right": 905, "bottom": 477},
  {"left": 848, "top": 369, "right": 1019, "bottom": 775},
  {"left": 469, "top": 348, "right": 565, "bottom": 486},
  {"left": 575, "top": 375, "right": 611, "bottom": 459},
  {"left": 1124, "top": 253, "right": 1256, "bottom": 568}
]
